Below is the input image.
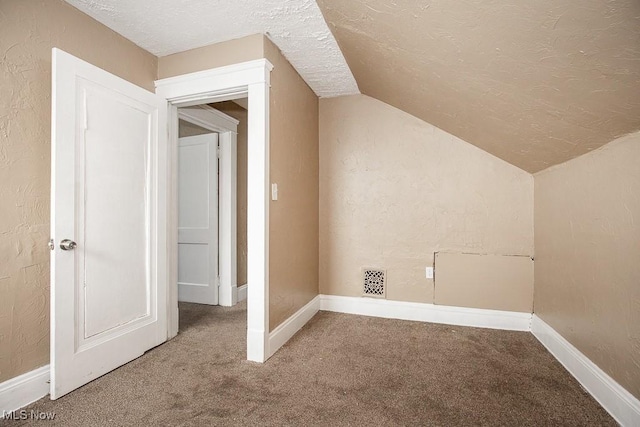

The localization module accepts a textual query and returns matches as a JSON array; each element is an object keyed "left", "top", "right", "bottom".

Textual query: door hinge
[
  {"left": 216, "top": 146, "right": 220, "bottom": 158},
  {"left": 48, "top": 239, "right": 55, "bottom": 251}
]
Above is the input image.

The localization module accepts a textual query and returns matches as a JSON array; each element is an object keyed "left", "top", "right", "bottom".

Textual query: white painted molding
[
  {"left": 218, "top": 128, "right": 237, "bottom": 307},
  {"left": 166, "top": 104, "right": 180, "bottom": 340},
  {"left": 0, "top": 365, "right": 50, "bottom": 413},
  {"left": 156, "top": 59, "right": 273, "bottom": 88},
  {"left": 268, "top": 295, "right": 320, "bottom": 359},
  {"left": 155, "top": 59, "right": 273, "bottom": 107},
  {"left": 531, "top": 315, "right": 640, "bottom": 426},
  {"left": 157, "top": 59, "right": 271, "bottom": 362},
  {"left": 245, "top": 80, "right": 270, "bottom": 363},
  {"left": 319, "top": 295, "right": 532, "bottom": 331},
  {"left": 218, "top": 284, "right": 238, "bottom": 308},
  {"left": 237, "top": 284, "right": 248, "bottom": 302},
  {"left": 178, "top": 105, "right": 239, "bottom": 134}
]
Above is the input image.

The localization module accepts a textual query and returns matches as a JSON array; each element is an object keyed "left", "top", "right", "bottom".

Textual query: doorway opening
[
  {"left": 155, "top": 58, "right": 272, "bottom": 363},
  {"left": 176, "top": 100, "right": 248, "bottom": 336}
]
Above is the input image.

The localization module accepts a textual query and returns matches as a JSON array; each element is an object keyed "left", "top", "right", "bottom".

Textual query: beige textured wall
[
  {"left": 264, "top": 38, "right": 319, "bottom": 331},
  {"left": 319, "top": 95, "right": 533, "bottom": 304},
  {"left": 0, "top": 0, "right": 157, "bottom": 382},
  {"left": 534, "top": 132, "right": 640, "bottom": 399},
  {"left": 157, "top": 34, "right": 264, "bottom": 79}
]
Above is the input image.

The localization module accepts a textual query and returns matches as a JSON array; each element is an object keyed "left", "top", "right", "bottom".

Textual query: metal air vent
[{"left": 363, "top": 268, "right": 386, "bottom": 298}]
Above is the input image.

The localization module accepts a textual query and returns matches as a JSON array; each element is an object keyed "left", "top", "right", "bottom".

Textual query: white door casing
[
  {"left": 178, "top": 133, "right": 219, "bottom": 305},
  {"left": 178, "top": 106, "right": 238, "bottom": 307},
  {"left": 155, "top": 59, "right": 272, "bottom": 362},
  {"left": 50, "top": 48, "right": 168, "bottom": 399}
]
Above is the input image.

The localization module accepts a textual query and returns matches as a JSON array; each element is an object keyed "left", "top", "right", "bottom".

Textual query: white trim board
[
  {"left": 0, "top": 365, "right": 50, "bottom": 413},
  {"left": 179, "top": 105, "right": 239, "bottom": 133},
  {"left": 319, "top": 295, "right": 532, "bottom": 331},
  {"left": 531, "top": 315, "right": 640, "bottom": 426},
  {"left": 267, "top": 295, "right": 320, "bottom": 359}
]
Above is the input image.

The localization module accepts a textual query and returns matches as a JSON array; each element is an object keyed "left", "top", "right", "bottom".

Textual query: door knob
[{"left": 60, "top": 239, "right": 77, "bottom": 251}]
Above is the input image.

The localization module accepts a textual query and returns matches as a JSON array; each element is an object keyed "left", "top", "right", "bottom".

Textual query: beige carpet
[{"left": 5, "top": 301, "right": 614, "bottom": 426}]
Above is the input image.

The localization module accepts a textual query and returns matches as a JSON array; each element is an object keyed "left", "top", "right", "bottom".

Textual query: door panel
[
  {"left": 178, "top": 142, "right": 210, "bottom": 228},
  {"left": 178, "top": 244, "right": 209, "bottom": 284},
  {"left": 51, "top": 48, "right": 167, "bottom": 399},
  {"left": 177, "top": 133, "right": 219, "bottom": 305},
  {"left": 81, "top": 81, "right": 151, "bottom": 338}
]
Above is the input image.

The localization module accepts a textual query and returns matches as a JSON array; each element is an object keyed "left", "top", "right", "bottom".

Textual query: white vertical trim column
[
  {"left": 166, "top": 105, "right": 180, "bottom": 339},
  {"left": 246, "top": 80, "right": 270, "bottom": 362},
  {"left": 218, "top": 130, "right": 238, "bottom": 306}
]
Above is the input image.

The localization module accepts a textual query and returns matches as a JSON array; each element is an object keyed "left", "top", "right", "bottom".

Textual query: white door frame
[
  {"left": 179, "top": 105, "right": 239, "bottom": 307},
  {"left": 155, "top": 59, "right": 273, "bottom": 363}
]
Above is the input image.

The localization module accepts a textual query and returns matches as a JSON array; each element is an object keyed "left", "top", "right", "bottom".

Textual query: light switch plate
[
  {"left": 426, "top": 267, "right": 434, "bottom": 279},
  {"left": 271, "top": 183, "right": 278, "bottom": 201}
]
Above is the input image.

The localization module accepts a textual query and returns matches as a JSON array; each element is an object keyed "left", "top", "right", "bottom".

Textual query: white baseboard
[
  {"left": 0, "top": 365, "right": 49, "bottom": 413},
  {"left": 531, "top": 315, "right": 640, "bottom": 426},
  {"left": 319, "top": 294, "right": 532, "bottom": 331},
  {"left": 268, "top": 295, "right": 320, "bottom": 358},
  {"left": 237, "top": 284, "right": 247, "bottom": 302}
]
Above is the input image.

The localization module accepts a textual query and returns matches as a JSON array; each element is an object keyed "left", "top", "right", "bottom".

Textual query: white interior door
[
  {"left": 178, "top": 133, "right": 219, "bottom": 305},
  {"left": 50, "top": 48, "right": 167, "bottom": 399}
]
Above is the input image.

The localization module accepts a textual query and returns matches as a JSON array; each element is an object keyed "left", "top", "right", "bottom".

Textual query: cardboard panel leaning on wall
[
  {"left": 263, "top": 38, "right": 320, "bottom": 331},
  {"left": 319, "top": 95, "right": 534, "bottom": 306},
  {"left": 0, "top": 0, "right": 157, "bottom": 383},
  {"left": 434, "top": 253, "right": 534, "bottom": 313},
  {"left": 534, "top": 131, "right": 640, "bottom": 399}
]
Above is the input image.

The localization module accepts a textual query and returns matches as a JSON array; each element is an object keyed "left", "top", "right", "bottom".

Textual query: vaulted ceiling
[
  {"left": 65, "top": 0, "right": 640, "bottom": 172},
  {"left": 317, "top": 0, "right": 640, "bottom": 172}
]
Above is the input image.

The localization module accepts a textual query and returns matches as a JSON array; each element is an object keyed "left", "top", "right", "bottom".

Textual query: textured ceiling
[
  {"left": 317, "top": 0, "right": 640, "bottom": 172},
  {"left": 64, "top": 0, "right": 639, "bottom": 171},
  {"left": 63, "top": 0, "right": 359, "bottom": 98}
]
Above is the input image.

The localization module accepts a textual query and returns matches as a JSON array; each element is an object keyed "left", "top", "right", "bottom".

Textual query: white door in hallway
[
  {"left": 177, "top": 133, "right": 219, "bottom": 305},
  {"left": 50, "top": 49, "right": 168, "bottom": 399}
]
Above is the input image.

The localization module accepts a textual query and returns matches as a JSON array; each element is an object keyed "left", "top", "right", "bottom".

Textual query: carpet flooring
[{"left": 5, "top": 301, "right": 614, "bottom": 426}]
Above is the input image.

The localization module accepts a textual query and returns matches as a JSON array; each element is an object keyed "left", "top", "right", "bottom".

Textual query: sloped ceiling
[{"left": 317, "top": 0, "right": 640, "bottom": 172}]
